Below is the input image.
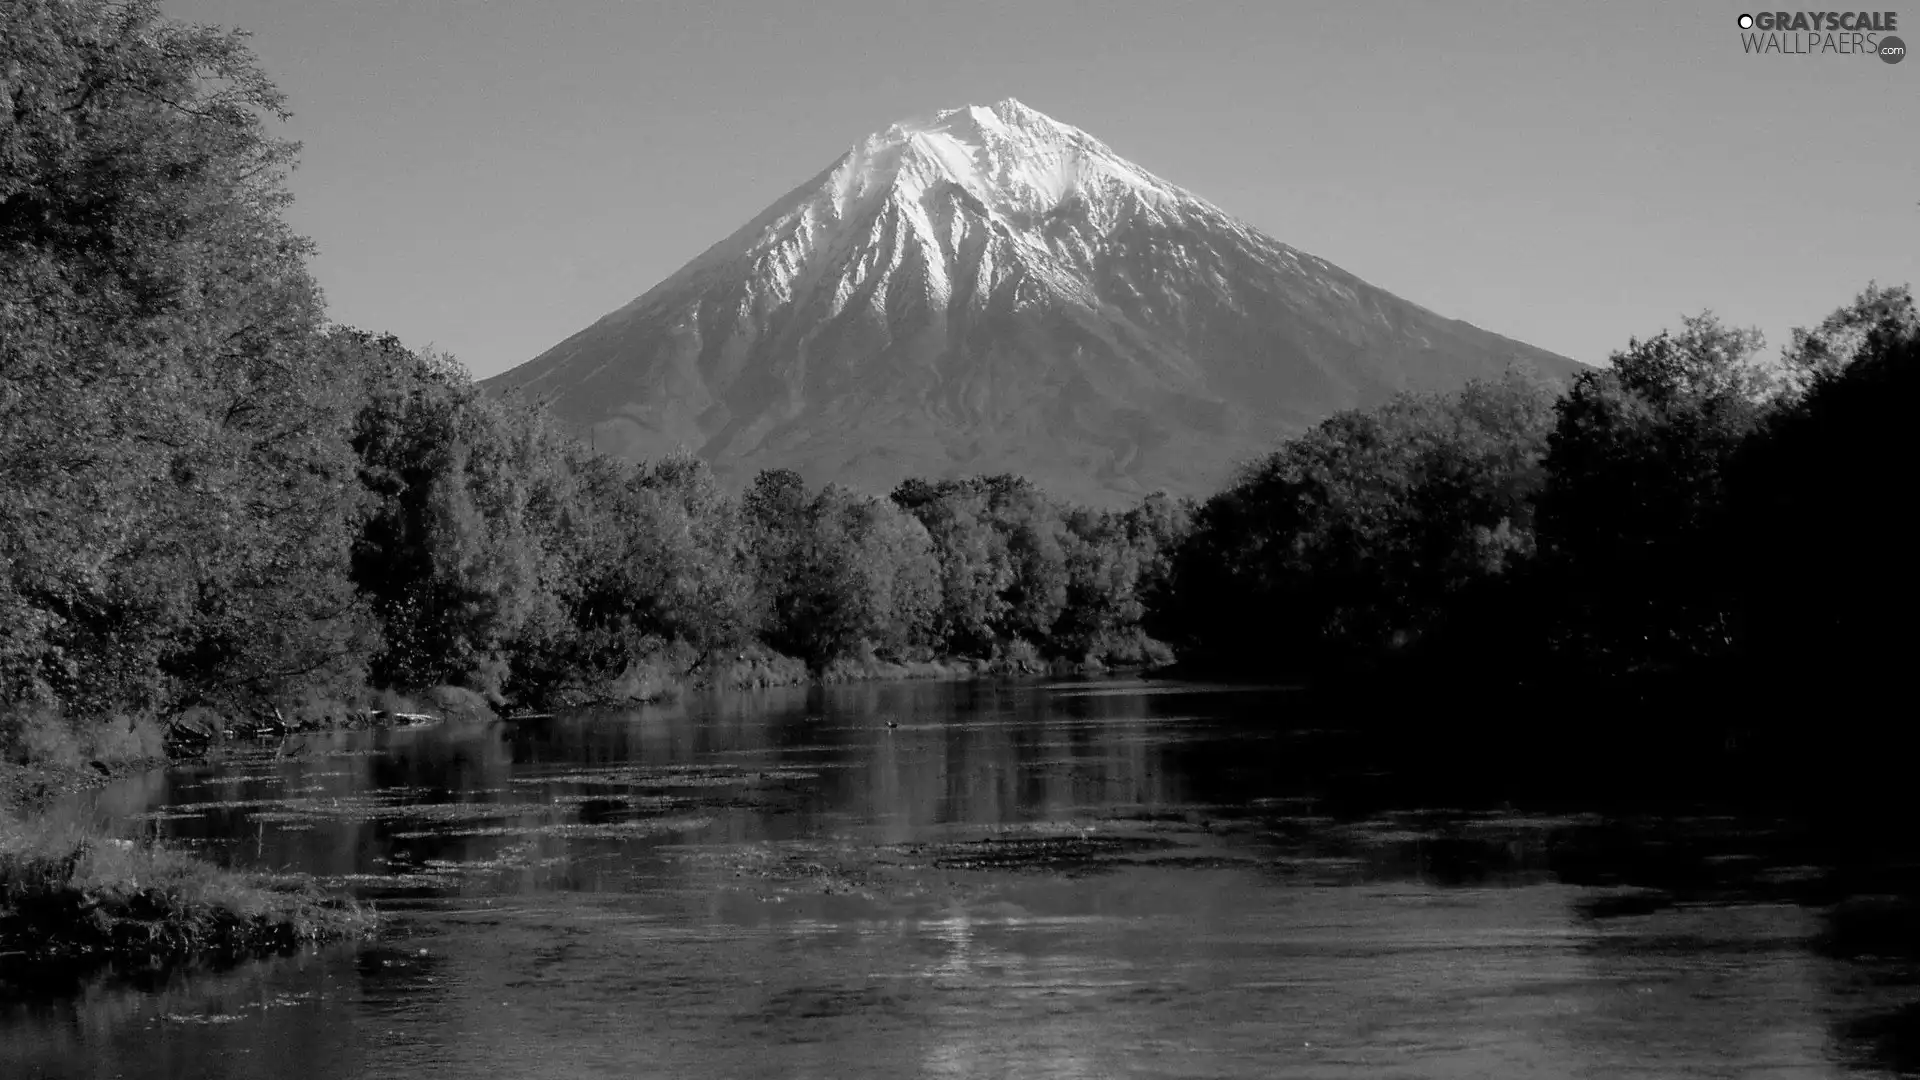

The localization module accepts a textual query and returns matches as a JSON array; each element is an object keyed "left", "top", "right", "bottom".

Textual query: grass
[
  {"left": 818, "top": 654, "right": 1001, "bottom": 683},
  {"left": 174, "top": 684, "right": 499, "bottom": 739},
  {"left": 593, "top": 638, "right": 1176, "bottom": 702},
  {"left": 0, "top": 810, "right": 374, "bottom": 968},
  {"left": 601, "top": 643, "right": 812, "bottom": 703},
  {"left": 1, "top": 703, "right": 376, "bottom": 972},
  {"left": 1, "top": 707, "right": 167, "bottom": 772}
]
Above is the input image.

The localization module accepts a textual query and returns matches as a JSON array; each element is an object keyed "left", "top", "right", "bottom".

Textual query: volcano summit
[{"left": 487, "top": 98, "right": 1582, "bottom": 505}]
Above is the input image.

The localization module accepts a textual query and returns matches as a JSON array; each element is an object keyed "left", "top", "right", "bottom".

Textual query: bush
[
  {"left": 423, "top": 685, "right": 496, "bottom": 723},
  {"left": 0, "top": 707, "right": 82, "bottom": 768},
  {"left": 0, "top": 708, "right": 163, "bottom": 769},
  {"left": 273, "top": 690, "right": 357, "bottom": 731},
  {"left": 170, "top": 706, "right": 230, "bottom": 738},
  {"left": 604, "top": 644, "right": 696, "bottom": 704},
  {"left": 85, "top": 715, "right": 166, "bottom": 765}
]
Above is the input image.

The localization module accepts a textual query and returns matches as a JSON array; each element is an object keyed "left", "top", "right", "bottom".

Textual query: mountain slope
[{"left": 486, "top": 98, "right": 1583, "bottom": 506}]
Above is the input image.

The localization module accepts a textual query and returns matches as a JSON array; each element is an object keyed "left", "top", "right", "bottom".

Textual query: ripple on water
[
  {"left": 511, "top": 766, "right": 821, "bottom": 788},
  {"left": 393, "top": 816, "right": 716, "bottom": 841}
]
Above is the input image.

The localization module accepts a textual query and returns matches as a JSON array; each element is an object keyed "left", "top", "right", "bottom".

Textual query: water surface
[{"left": 4, "top": 679, "right": 1918, "bottom": 1078}]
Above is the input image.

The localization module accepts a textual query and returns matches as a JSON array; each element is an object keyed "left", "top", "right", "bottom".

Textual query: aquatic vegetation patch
[
  {"left": 1339, "top": 827, "right": 1436, "bottom": 846},
  {"left": 284, "top": 849, "right": 581, "bottom": 898},
  {"left": 246, "top": 798, "right": 553, "bottom": 825},
  {"left": 1459, "top": 812, "right": 1605, "bottom": 832},
  {"left": 161, "top": 1011, "right": 246, "bottom": 1024},
  {"left": 177, "top": 794, "right": 550, "bottom": 828},
  {"left": 901, "top": 833, "right": 1181, "bottom": 873},
  {"left": 174, "top": 797, "right": 300, "bottom": 812},
  {"left": 545, "top": 793, "right": 689, "bottom": 810},
  {"left": 161, "top": 990, "right": 316, "bottom": 1026},
  {"left": 187, "top": 772, "right": 286, "bottom": 785},
  {"left": 419, "top": 850, "right": 569, "bottom": 874},
  {"left": 958, "top": 820, "right": 1126, "bottom": 837},
  {"left": 512, "top": 766, "right": 821, "bottom": 788},
  {"left": 1, "top": 815, "right": 375, "bottom": 968},
  {"left": 392, "top": 816, "right": 715, "bottom": 841},
  {"left": 1269, "top": 854, "right": 1371, "bottom": 872},
  {"left": 1117, "top": 853, "right": 1264, "bottom": 871},
  {"left": 299, "top": 871, "right": 461, "bottom": 891},
  {"left": 664, "top": 840, "right": 894, "bottom": 901}
]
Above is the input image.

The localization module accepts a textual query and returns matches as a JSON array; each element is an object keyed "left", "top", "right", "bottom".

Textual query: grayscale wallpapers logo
[{"left": 1736, "top": 10, "right": 1905, "bottom": 60}]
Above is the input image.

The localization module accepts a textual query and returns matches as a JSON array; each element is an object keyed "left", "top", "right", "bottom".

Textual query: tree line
[
  {"left": 1159, "top": 286, "right": 1917, "bottom": 704},
  {"left": 3, "top": 1, "right": 1913, "bottom": 741}
]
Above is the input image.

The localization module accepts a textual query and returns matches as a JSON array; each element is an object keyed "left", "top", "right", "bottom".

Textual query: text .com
[{"left": 1737, "top": 11, "right": 1907, "bottom": 59}]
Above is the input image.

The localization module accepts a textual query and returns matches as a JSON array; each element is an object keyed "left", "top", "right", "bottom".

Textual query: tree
[
  {"left": 1728, "top": 287, "right": 1918, "bottom": 684},
  {"left": 1, "top": 0, "right": 368, "bottom": 712},
  {"left": 1156, "top": 368, "right": 1556, "bottom": 670},
  {"left": 1054, "top": 493, "right": 1191, "bottom": 664},
  {"left": 1535, "top": 314, "right": 1776, "bottom": 669},
  {"left": 1777, "top": 282, "right": 1917, "bottom": 396},
  {"left": 630, "top": 451, "right": 757, "bottom": 653},
  {"left": 344, "top": 337, "right": 576, "bottom": 699},
  {"left": 772, "top": 486, "right": 939, "bottom": 666},
  {"left": 742, "top": 468, "right": 812, "bottom": 643},
  {"left": 889, "top": 475, "right": 1075, "bottom": 655},
  {"left": 893, "top": 480, "right": 1013, "bottom": 654}
]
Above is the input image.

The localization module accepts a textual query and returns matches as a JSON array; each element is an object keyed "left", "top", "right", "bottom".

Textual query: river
[{"left": 3, "top": 678, "right": 1917, "bottom": 1078}]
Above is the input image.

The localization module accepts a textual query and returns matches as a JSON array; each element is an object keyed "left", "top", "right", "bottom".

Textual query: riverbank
[
  {"left": 0, "top": 810, "right": 374, "bottom": 974},
  {"left": 2, "top": 714, "right": 381, "bottom": 975},
  {"left": 573, "top": 642, "right": 1147, "bottom": 707},
  {"left": 0, "top": 759, "right": 166, "bottom": 818}
]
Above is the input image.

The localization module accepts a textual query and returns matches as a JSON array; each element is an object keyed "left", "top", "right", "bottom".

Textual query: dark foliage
[
  {"left": 1156, "top": 285, "right": 1917, "bottom": 702},
  {"left": 1, "top": 1, "right": 1910, "bottom": 744},
  {"left": 1724, "top": 285, "right": 1919, "bottom": 682},
  {"left": 1156, "top": 368, "right": 1557, "bottom": 673}
]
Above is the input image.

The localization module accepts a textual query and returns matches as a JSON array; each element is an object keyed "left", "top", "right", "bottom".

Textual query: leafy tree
[
  {"left": 892, "top": 480, "right": 1014, "bottom": 654},
  {"left": 1777, "top": 282, "right": 1918, "bottom": 397},
  {"left": 889, "top": 475, "right": 1073, "bottom": 655},
  {"left": 771, "top": 486, "right": 939, "bottom": 666},
  {"left": 742, "top": 468, "right": 812, "bottom": 642},
  {"left": 541, "top": 449, "right": 755, "bottom": 692},
  {"left": 631, "top": 451, "right": 757, "bottom": 653},
  {"left": 0, "top": 0, "right": 367, "bottom": 711},
  {"left": 1158, "top": 368, "right": 1556, "bottom": 669},
  {"left": 1728, "top": 288, "right": 1918, "bottom": 681},
  {"left": 1535, "top": 315, "right": 1776, "bottom": 669},
  {"left": 1054, "top": 493, "right": 1190, "bottom": 663},
  {"left": 345, "top": 336, "right": 574, "bottom": 699}
]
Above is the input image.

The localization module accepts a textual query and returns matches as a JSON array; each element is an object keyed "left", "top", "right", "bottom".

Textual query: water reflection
[{"left": 4, "top": 678, "right": 1919, "bottom": 1079}]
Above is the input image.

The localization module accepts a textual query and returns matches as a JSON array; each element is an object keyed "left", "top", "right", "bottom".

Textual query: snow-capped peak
[
  {"left": 830, "top": 98, "right": 1191, "bottom": 223},
  {"left": 641, "top": 97, "right": 1240, "bottom": 321}
]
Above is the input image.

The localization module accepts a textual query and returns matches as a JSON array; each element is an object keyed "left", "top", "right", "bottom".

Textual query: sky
[{"left": 162, "top": 0, "right": 1917, "bottom": 379}]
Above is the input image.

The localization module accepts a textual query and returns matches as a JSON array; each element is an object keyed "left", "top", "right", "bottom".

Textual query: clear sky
[{"left": 161, "top": 0, "right": 1916, "bottom": 379}]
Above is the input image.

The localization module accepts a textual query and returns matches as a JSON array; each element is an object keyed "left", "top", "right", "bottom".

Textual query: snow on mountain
[{"left": 486, "top": 98, "right": 1582, "bottom": 507}]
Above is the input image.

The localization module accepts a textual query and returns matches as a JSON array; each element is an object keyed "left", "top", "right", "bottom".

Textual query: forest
[{"left": 3, "top": 0, "right": 1915, "bottom": 764}]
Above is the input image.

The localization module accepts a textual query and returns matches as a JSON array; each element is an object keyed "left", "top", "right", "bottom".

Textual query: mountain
[{"left": 485, "top": 98, "right": 1584, "bottom": 507}]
